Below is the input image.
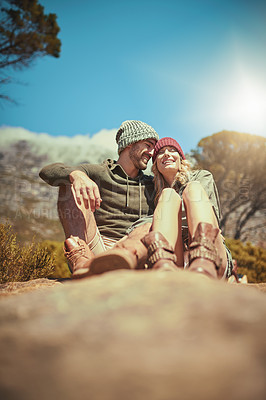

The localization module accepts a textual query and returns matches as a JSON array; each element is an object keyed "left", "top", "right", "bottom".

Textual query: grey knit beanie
[{"left": 116, "top": 120, "right": 159, "bottom": 154}]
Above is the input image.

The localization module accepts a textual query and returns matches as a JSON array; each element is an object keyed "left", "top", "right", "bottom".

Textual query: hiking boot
[
  {"left": 64, "top": 236, "right": 94, "bottom": 279},
  {"left": 88, "top": 237, "right": 147, "bottom": 275},
  {"left": 141, "top": 231, "right": 179, "bottom": 271},
  {"left": 188, "top": 222, "right": 222, "bottom": 279}
]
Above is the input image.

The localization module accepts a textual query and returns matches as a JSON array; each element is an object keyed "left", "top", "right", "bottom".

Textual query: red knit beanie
[{"left": 152, "top": 137, "right": 186, "bottom": 163}]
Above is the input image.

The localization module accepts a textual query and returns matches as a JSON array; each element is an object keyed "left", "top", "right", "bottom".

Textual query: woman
[
  {"left": 141, "top": 137, "right": 233, "bottom": 279},
  {"left": 85, "top": 137, "right": 232, "bottom": 279}
]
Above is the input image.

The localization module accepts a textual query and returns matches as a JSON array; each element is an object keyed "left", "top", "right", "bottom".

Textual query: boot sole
[{"left": 89, "top": 252, "right": 135, "bottom": 275}]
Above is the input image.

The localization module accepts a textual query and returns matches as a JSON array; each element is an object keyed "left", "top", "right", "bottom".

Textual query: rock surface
[
  {"left": 0, "top": 278, "right": 63, "bottom": 296},
  {"left": 0, "top": 270, "right": 266, "bottom": 400}
]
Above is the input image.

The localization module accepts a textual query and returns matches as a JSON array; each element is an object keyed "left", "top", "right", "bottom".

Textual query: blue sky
[{"left": 1, "top": 0, "right": 266, "bottom": 154}]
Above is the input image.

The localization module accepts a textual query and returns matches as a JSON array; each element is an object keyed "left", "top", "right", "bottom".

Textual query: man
[{"left": 39, "top": 120, "right": 159, "bottom": 278}]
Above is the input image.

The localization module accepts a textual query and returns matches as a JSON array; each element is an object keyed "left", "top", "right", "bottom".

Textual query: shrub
[
  {"left": 40, "top": 240, "right": 71, "bottom": 279},
  {"left": 225, "top": 238, "right": 266, "bottom": 283},
  {"left": 0, "top": 223, "right": 55, "bottom": 283}
]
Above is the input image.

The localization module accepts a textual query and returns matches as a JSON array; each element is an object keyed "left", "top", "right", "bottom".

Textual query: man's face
[{"left": 129, "top": 139, "right": 156, "bottom": 170}]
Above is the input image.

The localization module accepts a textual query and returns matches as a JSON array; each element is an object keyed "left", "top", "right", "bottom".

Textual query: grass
[{"left": 0, "top": 223, "right": 55, "bottom": 284}]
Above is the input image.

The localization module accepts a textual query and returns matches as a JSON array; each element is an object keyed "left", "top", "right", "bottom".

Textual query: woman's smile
[
  {"left": 161, "top": 158, "right": 175, "bottom": 165},
  {"left": 157, "top": 146, "right": 181, "bottom": 174}
]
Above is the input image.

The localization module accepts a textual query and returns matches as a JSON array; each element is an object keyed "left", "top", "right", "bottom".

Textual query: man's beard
[{"left": 129, "top": 143, "right": 149, "bottom": 170}]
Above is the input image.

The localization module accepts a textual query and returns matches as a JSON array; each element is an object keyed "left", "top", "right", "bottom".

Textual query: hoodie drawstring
[
  {"left": 126, "top": 175, "right": 129, "bottom": 207},
  {"left": 139, "top": 180, "right": 142, "bottom": 218},
  {"left": 125, "top": 176, "right": 142, "bottom": 218}
]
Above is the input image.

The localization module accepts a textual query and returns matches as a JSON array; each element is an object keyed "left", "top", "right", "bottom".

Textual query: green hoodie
[{"left": 39, "top": 159, "right": 155, "bottom": 240}]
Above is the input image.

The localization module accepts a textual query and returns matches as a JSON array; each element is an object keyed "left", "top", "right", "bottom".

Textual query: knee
[
  {"left": 158, "top": 188, "right": 181, "bottom": 204},
  {"left": 128, "top": 222, "right": 151, "bottom": 239},
  {"left": 182, "top": 181, "right": 208, "bottom": 203}
]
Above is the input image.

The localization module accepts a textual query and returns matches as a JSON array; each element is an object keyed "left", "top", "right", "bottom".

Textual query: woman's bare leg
[
  {"left": 152, "top": 188, "right": 184, "bottom": 267},
  {"left": 182, "top": 182, "right": 227, "bottom": 277}
]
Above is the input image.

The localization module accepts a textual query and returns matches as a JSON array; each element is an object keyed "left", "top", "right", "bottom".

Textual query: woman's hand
[{"left": 69, "top": 170, "right": 102, "bottom": 212}]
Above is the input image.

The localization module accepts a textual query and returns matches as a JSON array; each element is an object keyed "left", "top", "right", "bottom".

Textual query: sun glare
[{"left": 226, "top": 71, "right": 266, "bottom": 134}]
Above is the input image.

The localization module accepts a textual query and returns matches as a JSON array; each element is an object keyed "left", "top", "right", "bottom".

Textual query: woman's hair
[{"left": 152, "top": 158, "right": 191, "bottom": 204}]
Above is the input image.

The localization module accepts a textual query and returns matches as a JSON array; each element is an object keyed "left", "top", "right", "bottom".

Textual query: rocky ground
[{"left": 0, "top": 270, "right": 265, "bottom": 400}]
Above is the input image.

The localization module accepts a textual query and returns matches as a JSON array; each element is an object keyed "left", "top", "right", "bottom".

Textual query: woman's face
[{"left": 156, "top": 145, "right": 181, "bottom": 176}]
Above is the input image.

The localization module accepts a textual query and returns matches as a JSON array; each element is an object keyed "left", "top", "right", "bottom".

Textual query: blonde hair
[{"left": 152, "top": 158, "right": 191, "bottom": 204}]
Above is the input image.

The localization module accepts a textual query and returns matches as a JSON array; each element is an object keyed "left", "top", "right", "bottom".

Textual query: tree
[
  {"left": 225, "top": 238, "right": 266, "bottom": 283},
  {"left": 0, "top": 0, "right": 61, "bottom": 101},
  {"left": 192, "top": 131, "right": 266, "bottom": 242}
]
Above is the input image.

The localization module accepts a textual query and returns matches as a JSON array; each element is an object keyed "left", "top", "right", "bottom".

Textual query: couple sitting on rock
[{"left": 40, "top": 120, "right": 233, "bottom": 280}]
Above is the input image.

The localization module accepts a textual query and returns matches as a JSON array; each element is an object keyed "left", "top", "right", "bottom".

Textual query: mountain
[{"left": 0, "top": 127, "right": 117, "bottom": 243}]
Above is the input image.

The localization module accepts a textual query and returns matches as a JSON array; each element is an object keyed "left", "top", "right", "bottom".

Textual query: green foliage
[
  {"left": 40, "top": 240, "right": 71, "bottom": 279},
  {"left": 0, "top": 0, "right": 61, "bottom": 101},
  {"left": 226, "top": 237, "right": 266, "bottom": 283},
  {"left": 0, "top": 223, "right": 55, "bottom": 283}
]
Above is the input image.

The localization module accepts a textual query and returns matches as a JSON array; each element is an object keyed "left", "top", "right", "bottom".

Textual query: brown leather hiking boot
[
  {"left": 88, "top": 237, "right": 147, "bottom": 275},
  {"left": 141, "top": 231, "right": 179, "bottom": 271},
  {"left": 64, "top": 236, "right": 94, "bottom": 279},
  {"left": 188, "top": 222, "right": 222, "bottom": 279}
]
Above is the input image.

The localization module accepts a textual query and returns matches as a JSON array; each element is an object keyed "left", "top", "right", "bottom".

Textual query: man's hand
[{"left": 69, "top": 171, "right": 102, "bottom": 212}]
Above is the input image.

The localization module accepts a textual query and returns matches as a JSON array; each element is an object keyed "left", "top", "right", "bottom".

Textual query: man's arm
[
  {"left": 39, "top": 163, "right": 102, "bottom": 212},
  {"left": 39, "top": 163, "right": 76, "bottom": 186}
]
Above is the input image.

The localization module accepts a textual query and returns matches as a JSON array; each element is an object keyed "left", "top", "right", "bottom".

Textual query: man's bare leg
[
  {"left": 57, "top": 184, "right": 97, "bottom": 244},
  {"left": 57, "top": 185, "right": 99, "bottom": 278}
]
